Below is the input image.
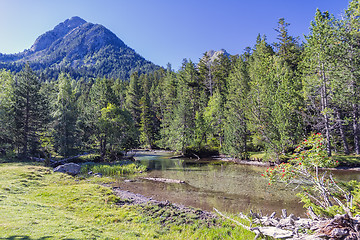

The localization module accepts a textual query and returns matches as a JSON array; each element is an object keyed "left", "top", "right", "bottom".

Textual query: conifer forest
[{"left": 1, "top": 6, "right": 360, "bottom": 163}]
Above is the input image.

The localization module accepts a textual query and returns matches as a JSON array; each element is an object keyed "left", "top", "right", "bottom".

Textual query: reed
[{"left": 81, "top": 162, "right": 147, "bottom": 176}]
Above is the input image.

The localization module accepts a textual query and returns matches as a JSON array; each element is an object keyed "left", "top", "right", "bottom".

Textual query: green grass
[
  {"left": 80, "top": 162, "right": 147, "bottom": 176},
  {"left": 0, "top": 162, "right": 255, "bottom": 239}
]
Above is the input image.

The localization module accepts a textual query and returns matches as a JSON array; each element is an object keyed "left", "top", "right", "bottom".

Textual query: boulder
[{"left": 54, "top": 163, "right": 81, "bottom": 176}]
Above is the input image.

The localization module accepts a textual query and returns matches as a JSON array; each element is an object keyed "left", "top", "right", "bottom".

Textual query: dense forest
[{"left": 1, "top": 2, "right": 360, "bottom": 162}]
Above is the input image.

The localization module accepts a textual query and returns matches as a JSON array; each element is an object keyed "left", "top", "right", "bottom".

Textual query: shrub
[{"left": 262, "top": 133, "right": 352, "bottom": 217}]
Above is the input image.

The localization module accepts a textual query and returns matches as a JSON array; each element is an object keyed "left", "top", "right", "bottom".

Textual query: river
[{"left": 113, "top": 151, "right": 360, "bottom": 216}]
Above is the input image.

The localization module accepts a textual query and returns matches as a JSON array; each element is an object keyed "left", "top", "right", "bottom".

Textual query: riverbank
[{"left": 0, "top": 162, "right": 255, "bottom": 239}]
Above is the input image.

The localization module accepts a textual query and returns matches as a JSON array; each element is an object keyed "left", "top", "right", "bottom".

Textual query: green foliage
[
  {"left": 262, "top": 133, "right": 352, "bottom": 217},
  {"left": 139, "top": 76, "right": 159, "bottom": 149},
  {"left": 292, "top": 133, "right": 337, "bottom": 168},
  {"left": 0, "top": 69, "right": 15, "bottom": 147}
]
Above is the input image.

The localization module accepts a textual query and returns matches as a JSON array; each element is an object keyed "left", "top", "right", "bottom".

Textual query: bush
[{"left": 262, "top": 133, "right": 352, "bottom": 217}]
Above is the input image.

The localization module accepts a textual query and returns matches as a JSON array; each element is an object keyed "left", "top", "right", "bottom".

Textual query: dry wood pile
[{"left": 215, "top": 207, "right": 360, "bottom": 239}]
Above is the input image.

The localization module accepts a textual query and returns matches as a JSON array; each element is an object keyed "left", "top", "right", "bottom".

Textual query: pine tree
[
  {"left": 247, "top": 34, "right": 303, "bottom": 160},
  {"left": 166, "top": 60, "right": 204, "bottom": 153},
  {"left": 87, "top": 77, "right": 119, "bottom": 159},
  {"left": 139, "top": 76, "right": 158, "bottom": 149},
  {"left": 125, "top": 72, "right": 142, "bottom": 126},
  {"left": 273, "top": 18, "right": 301, "bottom": 71},
  {"left": 203, "top": 89, "right": 224, "bottom": 150},
  {"left": 302, "top": 9, "right": 339, "bottom": 156},
  {"left": 337, "top": 0, "right": 360, "bottom": 154},
  {"left": 0, "top": 70, "right": 15, "bottom": 147},
  {"left": 223, "top": 55, "right": 250, "bottom": 158},
  {"left": 52, "top": 73, "right": 78, "bottom": 156},
  {"left": 158, "top": 66, "right": 178, "bottom": 149},
  {"left": 13, "top": 65, "right": 49, "bottom": 156}
]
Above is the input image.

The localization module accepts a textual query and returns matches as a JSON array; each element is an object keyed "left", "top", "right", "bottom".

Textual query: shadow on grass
[{"left": 0, "top": 236, "right": 77, "bottom": 240}]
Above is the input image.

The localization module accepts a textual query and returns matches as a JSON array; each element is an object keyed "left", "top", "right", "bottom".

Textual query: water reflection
[{"left": 114, "top": 152, "right": 360, "bottom": 216}]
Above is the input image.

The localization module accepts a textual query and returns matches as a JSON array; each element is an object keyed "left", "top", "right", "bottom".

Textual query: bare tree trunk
[
  {"left": 321, "top": 63, "right": 331, "bottom": 156},
  {"left": 353, "top": 104, "right": 360, "bottom": 154},
  {"left": 336, "top": 109, "right": 349, "bottom": 155},
  {"left": 24, "top": 93, "right": 30, "bottom": 157}
]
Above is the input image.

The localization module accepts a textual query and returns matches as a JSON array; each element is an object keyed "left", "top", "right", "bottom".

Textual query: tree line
[{"left": 0, "top": 1, "right": 360, "bottom": 161}]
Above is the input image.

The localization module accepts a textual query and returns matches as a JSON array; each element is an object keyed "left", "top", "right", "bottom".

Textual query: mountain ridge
[{"left": 0, "top": 16, "right": 159, "bottom": 80}]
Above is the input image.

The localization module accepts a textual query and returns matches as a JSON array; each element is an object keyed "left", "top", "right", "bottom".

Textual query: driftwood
[
  {"left": 215, "top": 207, "right": 360, "bottom": 239},
  {"left": 141, "top": 177, "right": 185, "bottom": 184},
  {"left": 169, "top": 153, "right": 200, "bottom": 160}
]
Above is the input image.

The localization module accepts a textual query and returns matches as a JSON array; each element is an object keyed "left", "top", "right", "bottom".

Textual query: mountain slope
[{"left": 0, "top": 16, "right": 159, "bottom": 80}]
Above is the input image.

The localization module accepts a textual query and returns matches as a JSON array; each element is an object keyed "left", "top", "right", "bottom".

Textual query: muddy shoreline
[{"left": 112, "top": 186, "right": 218, "bottom": 226}]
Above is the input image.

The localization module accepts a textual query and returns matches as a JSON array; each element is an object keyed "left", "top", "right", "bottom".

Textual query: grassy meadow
[{"left": 0, "top": 161, "right": 255, "bottom": 240}]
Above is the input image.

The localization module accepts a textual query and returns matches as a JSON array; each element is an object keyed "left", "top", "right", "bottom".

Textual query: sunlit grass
[
  {"left": 80, "top": 161, "right": 147, "bottom": 176},
  {"left": 0, "top": 162, "right": 255, "bottom": 239}
]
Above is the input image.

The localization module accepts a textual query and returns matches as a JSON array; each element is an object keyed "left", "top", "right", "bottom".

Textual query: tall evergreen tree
[
  {"left": 0, "top": 70, "right": 15, "bottom": 147},
  {"left": 337, "top": 0, "right": 360, "bottom": 154},
  {"left": 13, "top": 65, "right": 49, "bottom": 156},
  {"left": 247, "top": 35, "right": 303, "bottom": 160},
  {"left": 87, "top": 77, "right": 119, "bottom": 159},
  {"left": 166, "top": 60, "right": 205, "bottom": 153},
  {"left": 139, "top": 76, "right": 159, "bottom": 149},
  {"left": 273, "top": 18, "right": 301, "bottom": 71},
  {"left": 302, "top": 9, "right": 339, "bottom": 156},
  {"left": 158, "top": 66, "right": 178, "bottom": 149},
  {"left": 125, "top": 72, "right": 142, "bottom": 126},
  {"left": 223, "top": 55, "right": 250, "bottom": 158},
  {"left": 52, "top": 73, "right": 78, "bottom": 156}
]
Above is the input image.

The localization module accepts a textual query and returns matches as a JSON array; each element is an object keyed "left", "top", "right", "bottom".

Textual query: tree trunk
[
  {"left": 24, "top": 93, "right": 30, "bottom": 157},
  {"left": 321, "top": 63, "right": 331, "bottom": 156},
  {"left": 353, "top": 104, "right": 360, "bottom": 155},
  {"left": 100, "top": 135, "right": 107, "bottom": 160},
  {"left": 336, "top": 109, "right": 349, "bottom": 155}
]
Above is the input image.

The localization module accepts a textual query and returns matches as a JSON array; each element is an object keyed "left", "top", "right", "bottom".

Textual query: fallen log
[{"left": 141, "top": 177, "right": 185, "bottom": 184}]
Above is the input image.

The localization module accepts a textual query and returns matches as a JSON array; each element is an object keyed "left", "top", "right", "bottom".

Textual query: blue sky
[{"left": 0, "top": 0, "right": 350, "bottom": 70}]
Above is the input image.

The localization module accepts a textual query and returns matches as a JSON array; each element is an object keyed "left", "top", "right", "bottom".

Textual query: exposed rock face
[
  {"left": 206, "top": 49, "right": 229, "bottom": 60},
  {"left": 53, "top": 163, "right": 81, "bottom": 176},
  {"left": 30, "top": 16, "right": 87, "bottom": 52},
  {"left": 202, "top": 49, "right": 230, "bottom": 66}
]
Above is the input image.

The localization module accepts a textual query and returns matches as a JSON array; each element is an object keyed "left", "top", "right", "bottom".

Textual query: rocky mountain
[
  {"left": 205, "top": 49, "right": 230, "bottom": 63},
  {"left": 0, "top": 16, "right": 159, "bottom": 80}
]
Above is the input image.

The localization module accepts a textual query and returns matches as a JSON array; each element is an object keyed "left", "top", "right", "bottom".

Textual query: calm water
[{"left": 114, "top": 151, "right": 360, "bottom": 216}]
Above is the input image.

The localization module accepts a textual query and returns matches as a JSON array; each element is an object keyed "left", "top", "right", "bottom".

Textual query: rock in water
[{"left": 54, "top": 163, "right": 81, "bottom": 175}]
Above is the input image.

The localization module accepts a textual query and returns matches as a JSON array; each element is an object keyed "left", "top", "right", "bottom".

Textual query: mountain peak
[
  {"left": 200, "top": 49, "right": 230, "bottom": 66},
  {"left": 0, "top": 16, "right": 159, "bottom": 79},
  {"left": 30, "top": 16, "right": 87, "bottom": 52},
  {"left": 206, "top": 49, "right": 229, "bottom": 59},
  {"left": 65, "top": 16, "right": 87, "bottom": 25}
]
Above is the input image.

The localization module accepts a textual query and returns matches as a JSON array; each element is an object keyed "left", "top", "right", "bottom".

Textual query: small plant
[{"left": 262, "top": 133, "right": 352, "bottom": 217}]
